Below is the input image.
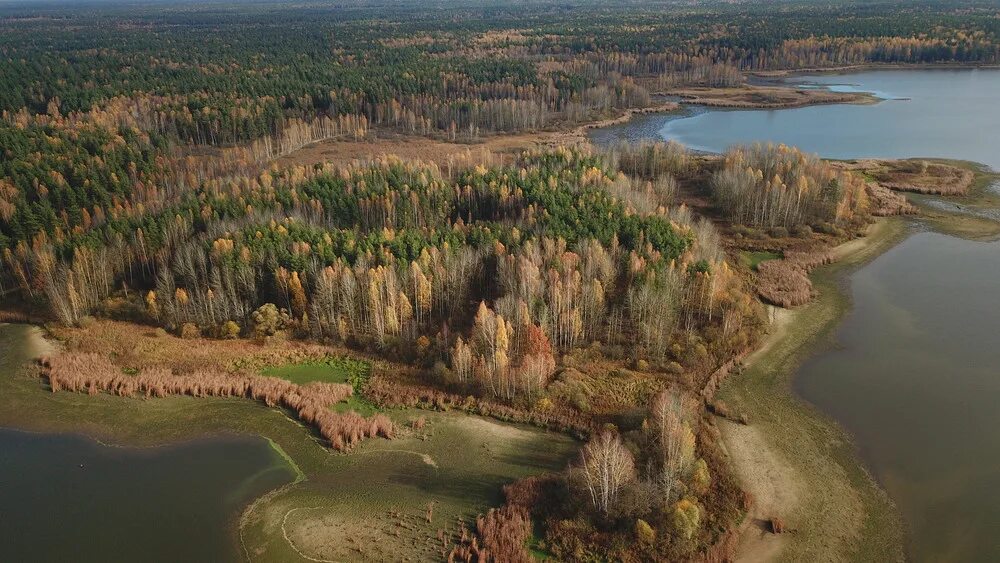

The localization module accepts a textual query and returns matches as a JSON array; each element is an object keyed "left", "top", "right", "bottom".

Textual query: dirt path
[
  {"left": 719, "top": 306, "right": 800, "bottom": 562},
  {"left": 720, "top": 419, "right": 802, "bottom": 563}
]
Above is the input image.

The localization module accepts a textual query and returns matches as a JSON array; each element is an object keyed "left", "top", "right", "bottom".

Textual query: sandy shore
[
  {"left": 23, "top": 325, "right": 57, "bottom": 359},
  {"left": 720, "top": 218, "right": 907, "bottom": 562}
]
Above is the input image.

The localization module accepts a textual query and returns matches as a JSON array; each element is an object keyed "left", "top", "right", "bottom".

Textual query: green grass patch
[
  {"left": 263, "top": 356, "right": 380, "bottom": 415},
  {"left": 331, "top": 396, "right": 379, "bottom": 417},
  {"left": 262, "top": 356, "right": 369, "bottom": 386},
  {"left": 741, "top": 250, "right": 782, "bottom": 270},
  {"left": 240, "top": 409, "right": 577, "bottom": 562}
]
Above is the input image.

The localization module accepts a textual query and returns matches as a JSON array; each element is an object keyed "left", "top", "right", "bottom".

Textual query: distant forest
[{"left": 2, "top": 0, "right": 996, "bottom": 250}]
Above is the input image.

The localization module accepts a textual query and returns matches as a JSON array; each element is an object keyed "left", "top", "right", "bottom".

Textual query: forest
[{"left": 0, "top": 0, "right": 990, "bottom": 561}]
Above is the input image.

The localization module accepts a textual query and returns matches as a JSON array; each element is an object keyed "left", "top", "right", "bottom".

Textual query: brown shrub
[
  {"left": 755, "top": 260, "right": 812, "bottom": 308},
  {"left": 756, "top": 249, "right": 834, "bottom": 308},
  {"left": 865, "top": 182, "right": 917, "bottom": 216},
  {"left": 447, "top": 475, "right": 556, "bottom": 562},
  {"left": 770, "top": 517, "right": 785, "bottom": 534},
  {"left": 179, "top": 323, "right": 201, "bottom": 339},
  {"left": 365, "top": 371, "right": 591, "bottom": 434},
  {"left": 448, "top": 506, "right": 532, "bottom": 563}
]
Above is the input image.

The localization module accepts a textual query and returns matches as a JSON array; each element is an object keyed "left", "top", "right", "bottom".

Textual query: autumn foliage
[{"left": 712, "top": 143, "right": 869, "bottom": 230}]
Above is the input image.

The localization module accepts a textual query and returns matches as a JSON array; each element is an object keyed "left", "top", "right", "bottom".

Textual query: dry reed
[{"left": 39, "top": 352, "right": 393, "bottom": 451}]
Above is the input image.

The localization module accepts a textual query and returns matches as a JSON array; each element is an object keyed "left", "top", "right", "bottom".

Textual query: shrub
[
  {"left": 635, "top": 518, "right": 656, "bottom": 545},
  {"left": 179, "top": 323, "right": 201, "bottom": 339},
  {"left": 251, "top": 303, "right": 290, "bottom": 338},
  {"left": 40, "top": 351, "right": 393, "bottom": 451},
  {"left": 219, "top": 320, "right": 241, "bottom": 339},
  {"left": 791, "top": 224, "right": 813, "bottom": 238},
  {"left": 672, "top": 499, "right": 701, "bottom": 540}
]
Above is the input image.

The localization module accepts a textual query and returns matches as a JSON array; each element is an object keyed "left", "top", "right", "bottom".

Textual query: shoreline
[
  {"left": 23, "top": 325, "right": 56, "bottom": 359},
  {"left": 750, "top": 62, "right": 1000, "bottom": 78},
  {"left": 5, "top": 62, "right": 999, "bottom": 560},
  {"left": 719, "top": 217, "right": 910, "bottom": 562}
]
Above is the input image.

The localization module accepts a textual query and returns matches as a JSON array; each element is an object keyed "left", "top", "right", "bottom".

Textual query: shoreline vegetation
[
  {"left": 750, "top": 62, "right": 1000, "bottom": 78},
  {"left": 718, "top": 160, "right": 1000, "bottom": 562},
  {"left": 8, "top": 147, "right": 993, "bottom": 563},
  {"left": 719, "top": 218, "right": 909, "bottom": 562}
]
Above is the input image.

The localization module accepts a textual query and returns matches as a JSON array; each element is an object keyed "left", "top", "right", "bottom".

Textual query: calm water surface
[
  {"left": 595, "top": 69, "right": 1000, "bottom": 561},
  {"left": 0, "top": 324, "right": 295, "bottom": 563},
  {"left": 794, "top": 231, "right": 1000, "bottom": 562},
  {"left": 592, "top": 69, "right": 1000, "bottom": 169}
]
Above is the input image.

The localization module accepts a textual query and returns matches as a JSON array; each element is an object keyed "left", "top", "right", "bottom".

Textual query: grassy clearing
[
  {"left": 719, "top": 217, "right": 908, "bottom": 562},
  {"left": 240, "top": 409, "right": 576, "bottom": 562},
  {"left": 262, "top": 357, "right": 369, "bottom": 386},
  {"left": 264, "top": 357, "right": 381, "bottom": 416},
  {"left": 741, "top": 250, "right": 782, "bottom": 271}
]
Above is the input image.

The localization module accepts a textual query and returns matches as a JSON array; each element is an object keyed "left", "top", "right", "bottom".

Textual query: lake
[
  {"left": 0, "top": 324, "right": 295, "bottom": 563},
  {"left": 591, "top": 69, "right": 1000, "bottom": 170},
  {"left": 795, "top": 230, "right": 1000, "bottom": 562},
  {"left": 596, "top": 68, "right": 1000, "bottom": 561}
]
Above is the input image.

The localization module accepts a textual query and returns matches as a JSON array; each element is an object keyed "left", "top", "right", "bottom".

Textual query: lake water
[
  {"left": 595, "top": 68, "right": 1000, "bottom": 561},
  {"left": 591, "top": 69, "right": 1000, "bottom": 170},
  {"left": 794, "top": 231, "right": 1000, "bottom": 562},
  {"left": 0, "top": 324, "right": 295, "bottom": 563}
]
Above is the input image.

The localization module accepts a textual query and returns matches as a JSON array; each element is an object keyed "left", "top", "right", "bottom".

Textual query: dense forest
[{"left": 0, "top": 0, "right": 990, "bottom": 560}]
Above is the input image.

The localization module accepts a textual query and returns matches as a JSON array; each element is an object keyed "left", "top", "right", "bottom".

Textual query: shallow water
[
  {"left": 794, "top": 231, "right": 1000, "bottom": 562},
  {"left": 592, "top": 69, "right": 1000, "bottom": 169},
  {"left": 0, "top": 324, "right": 295, "bottom": 563}
]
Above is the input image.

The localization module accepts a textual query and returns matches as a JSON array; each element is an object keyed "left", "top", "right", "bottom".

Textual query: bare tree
[
  {"left": 649, "top": 390, "right": 696, "bottom": 503},
  {"left": 580, "top": 431, "right": 635, "bottom": 515}
]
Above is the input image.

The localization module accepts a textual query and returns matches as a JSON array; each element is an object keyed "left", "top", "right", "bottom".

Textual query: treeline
[{"left": 0, "top": 105, "right": 367, "bottom": 255}]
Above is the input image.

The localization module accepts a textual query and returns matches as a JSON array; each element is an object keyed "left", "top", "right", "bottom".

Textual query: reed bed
[
  {"left": 755, "top": 249, "right": 834, "bottom": 308},
  {"left": 40, "top": 352, "right": 393, "bottom": 451}
]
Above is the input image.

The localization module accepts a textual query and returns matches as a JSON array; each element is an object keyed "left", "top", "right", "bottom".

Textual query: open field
[
  {"left": 272, "top": 130, "right": 578, "bottom": 172},
  {"left": 241, "top": 410, "right": 575, "bottom": 561}
]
